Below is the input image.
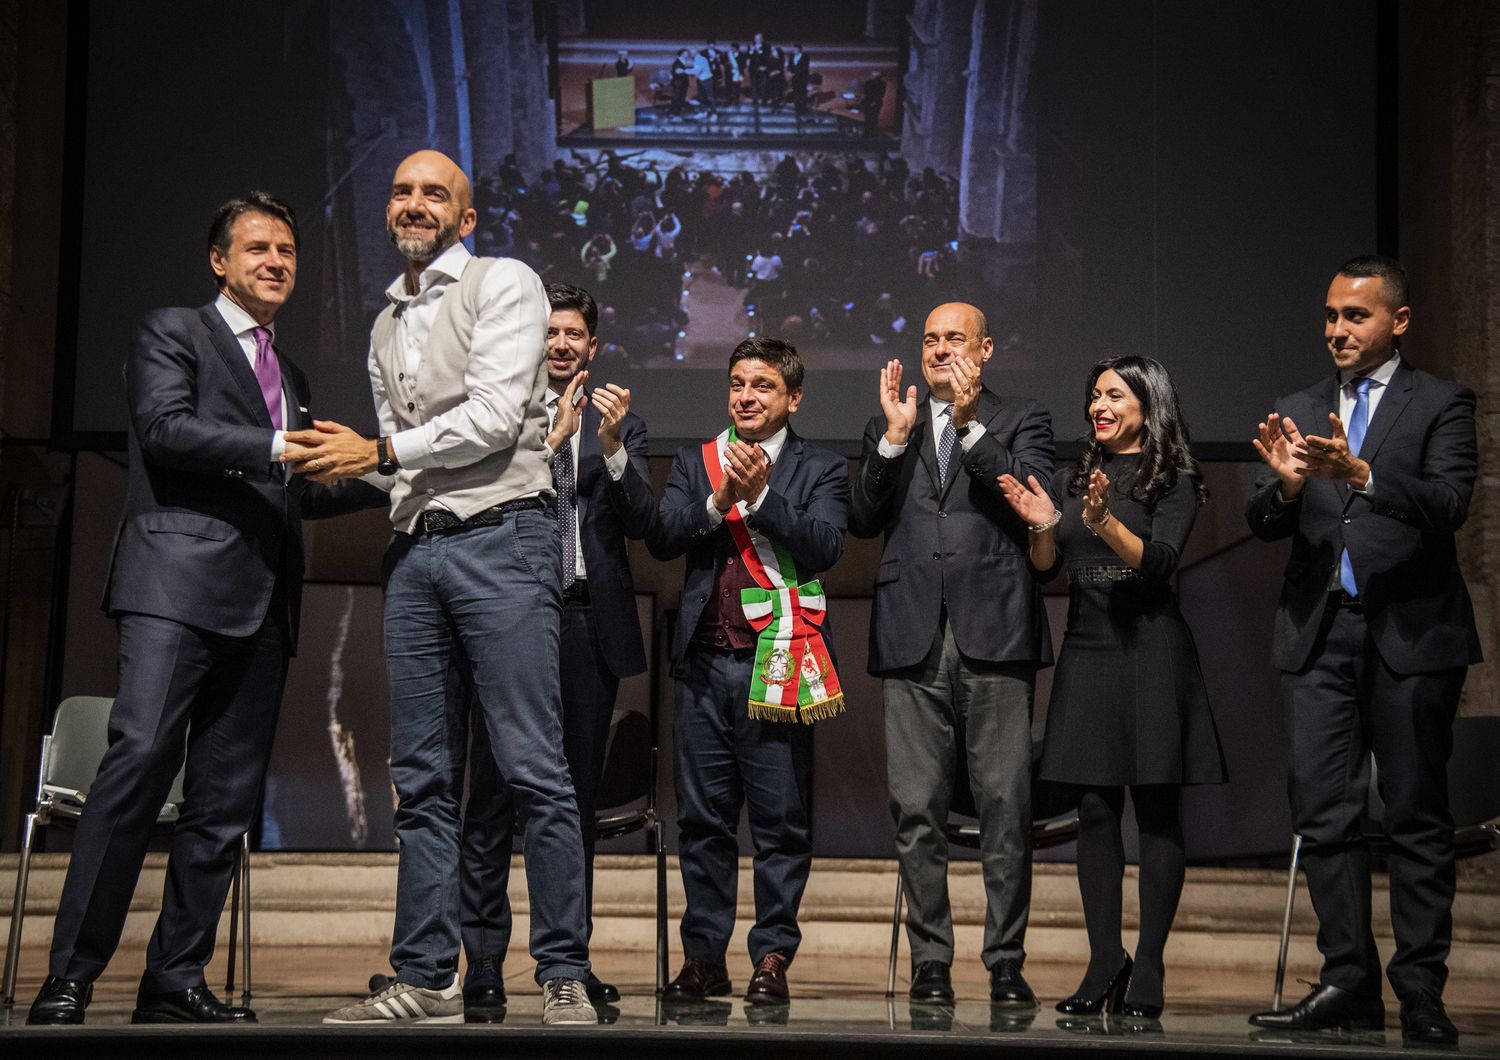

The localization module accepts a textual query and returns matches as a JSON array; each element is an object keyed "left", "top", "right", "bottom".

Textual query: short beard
[{"left": 389, "top": 217, "right": 459, "bottom": 263}]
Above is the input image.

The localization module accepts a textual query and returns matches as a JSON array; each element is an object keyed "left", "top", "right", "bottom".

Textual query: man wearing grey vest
[{"left": 285, "top": 150, "right": 595, "bottom": 1026}]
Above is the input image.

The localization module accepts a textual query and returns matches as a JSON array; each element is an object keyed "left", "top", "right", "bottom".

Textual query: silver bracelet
[{"left": 1028, "top": 508, "right": 1062, "bottom": 534}]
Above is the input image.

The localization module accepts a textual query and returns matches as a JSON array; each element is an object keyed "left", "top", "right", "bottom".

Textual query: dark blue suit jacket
[
  {"left": 849, "top": 387, "right": 1055, "bottom": 674},
  {"left": 576, "top": 393, "right": 654, "bottom": 678},
  {"left": 641, "top": 426, "right": 849, "bottom": 676},
  {"left": 102, "top": 302, "right": 382, "bottom": 648},
  {"left": 1245, "top": 359, "right": 1481, "bottom": 675}
]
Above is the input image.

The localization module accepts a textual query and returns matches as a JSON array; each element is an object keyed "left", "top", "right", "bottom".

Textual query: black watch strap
[{"left": 376, "top": 436, "right": 398, "bottom": 476}]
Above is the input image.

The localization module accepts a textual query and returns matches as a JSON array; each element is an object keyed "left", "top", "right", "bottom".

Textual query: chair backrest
[
  {"left": 43, "top": 696, "right": 116, "bottom": 796},
  {"left": 595, "top": 710, "right": 652, "bottom": 811}
]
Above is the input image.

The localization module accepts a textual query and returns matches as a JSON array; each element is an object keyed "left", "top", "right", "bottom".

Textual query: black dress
[{"left": 1038, "top": 452, "right": 1227, "bottom": 787}]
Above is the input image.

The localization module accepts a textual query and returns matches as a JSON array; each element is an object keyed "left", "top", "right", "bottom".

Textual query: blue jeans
[{"left": 382, "top": 508, "right": 589, "bottom": 987}]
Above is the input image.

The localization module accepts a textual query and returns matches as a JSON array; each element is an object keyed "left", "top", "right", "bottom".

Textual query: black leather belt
[
  {"left": 1332, "top": 589, "right": 1364, "bottom": 612},
  {"left": 415, "top": 495, "right": 552, "bottom": 535},
  {"left": 562, "top": 578, "right": 590, "bottom": 603},
  {"left": 1067, "top": 564, "right": 1144, "bottom": 586}
]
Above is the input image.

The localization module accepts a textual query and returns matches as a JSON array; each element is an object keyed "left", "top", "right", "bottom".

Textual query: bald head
[
  {"left": 386, "top": 150, "right": 477, "bottom": 267},
  {"left": 921, "top": 301, "right": 993, "bottom": 401}
]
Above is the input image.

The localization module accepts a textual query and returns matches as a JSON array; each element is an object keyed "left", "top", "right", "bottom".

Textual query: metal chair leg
[
  {"left": 240, "top": 833, "right": 252, "bottom": 1006},
  {"left": 3, "top": 812, "right": 39, "bottom": 1006},
  {"left": 225, "top": 843, "right": 241, "bottom": 997},
  {"left": 1272, "top": 833, "right": 1303, "bottom": 1010},
  {"left": 885, "top": 873, "right": 905, "bottom": 999},
  {"left": 654, "top": 814, "right": 669, "bottom": 995}
]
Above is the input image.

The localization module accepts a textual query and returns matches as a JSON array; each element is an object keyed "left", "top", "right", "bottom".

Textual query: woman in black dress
[{"left": 998, "top": 356, "right": 1225, "bottom": 1021}]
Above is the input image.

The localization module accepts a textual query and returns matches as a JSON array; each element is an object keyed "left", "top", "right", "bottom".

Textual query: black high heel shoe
[
  {"left": 1119, "top": 961, "right": 1163, "bottom": 1019},
  {"left": 1055, "top": 956, "right": 1132, "bottom": 1015}
]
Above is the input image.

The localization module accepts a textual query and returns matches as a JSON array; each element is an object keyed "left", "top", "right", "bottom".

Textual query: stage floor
[{"left": 4, "top": 946, "right": 1500, "bottom": 1057}]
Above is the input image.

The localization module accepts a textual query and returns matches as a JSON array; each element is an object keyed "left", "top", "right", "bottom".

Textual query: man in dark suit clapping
[
  {"left": 850, "top": 302, "right": 1054, "bottom": 1008},
  {"left": 641, "top": 337, "right": 849, "bottom": 1006},
  {"left": 1247, "top": 256, "right": 1480, "bottom": 1046},
  {"left": 29, "top": 193, "right": 382, "bottom": 1026}
]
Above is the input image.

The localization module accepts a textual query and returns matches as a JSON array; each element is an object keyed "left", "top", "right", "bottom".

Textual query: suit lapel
[
  {"left": 912, "top": 401, "right": 939, "bottom": 493},
  {"left": 576, "top": 392, "right": 600, "bottom": 528},
  {"left": 934, "top": 389, "right": 999, "bottom": 503},
  {"left": 1354, "top": 360, "right": 1414, "bottom": 464},
  {"left": 770, "top": 427, "right": 803, "bottom": 496},
  {"left": 201, "top": 305, "right": 274, "bottom": 429}
]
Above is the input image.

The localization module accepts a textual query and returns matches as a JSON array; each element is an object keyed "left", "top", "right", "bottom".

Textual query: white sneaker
[
  {"left": 323, "top": 976, "right": 463, "bottom": 1024},
  {"left": 541, "top": 977, "right": 597, "bottom": 1024}
]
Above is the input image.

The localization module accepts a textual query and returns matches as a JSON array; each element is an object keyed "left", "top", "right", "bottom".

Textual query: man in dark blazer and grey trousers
[
  {"left": 29, "top": 193, "right": 381, "bottom": 1025},
  {"left": 1247, "top": 256, "right": 1480, "bottom": 1045},
  {"left": 455, "top": 283, "right": 655, "bottom": 1013},
  {"left": 849, "top": 301, "right": 1054, "bottom": 1007},
  {"left": 643, "top": 337, "right": 848, "bottom": 1005}
]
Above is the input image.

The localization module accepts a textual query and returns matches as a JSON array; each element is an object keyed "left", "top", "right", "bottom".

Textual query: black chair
[
  {"left": 592, "top": 708, "right": 670, "bottom": 994},
  {"left": 884, "top": 743, "right": 1080, "bottom": 997},
  {"left": 2, "top": 696, "right": 252, "bottom": 1007},
  {"left": 1271, "top": 714, "right": 1500, "bottom": 1007}
]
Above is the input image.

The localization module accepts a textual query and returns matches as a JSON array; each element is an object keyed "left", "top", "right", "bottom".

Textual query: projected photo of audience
[{"left": 323, "top": 0, "right": 1038, "bottom": 374}]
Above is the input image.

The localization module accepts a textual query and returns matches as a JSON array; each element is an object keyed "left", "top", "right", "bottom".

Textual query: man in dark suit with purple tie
[
  {"left": 1247, "top": 256, "right": 1480, "bottom": 1045},
  {"left": 29, "top": 192, "right": 382, "bottom": 1026}
]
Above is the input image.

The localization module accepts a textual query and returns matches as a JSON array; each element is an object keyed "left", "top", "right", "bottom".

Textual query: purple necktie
[{"left": 252, "top": 326, "right": 283, "bottom": 430}]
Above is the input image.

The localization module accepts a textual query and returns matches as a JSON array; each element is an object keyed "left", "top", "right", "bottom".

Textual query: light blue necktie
[
  {"left": 935, "top": 404, "right": 956, "bottom": 486},
  {"left": 1338, "top": 375, "right": 1374, "bottom": 597}
]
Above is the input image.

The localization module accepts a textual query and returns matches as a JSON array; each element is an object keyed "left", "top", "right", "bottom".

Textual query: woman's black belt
[{"left": 1066, "top": 564, "right": 1145, "bottom": 586}]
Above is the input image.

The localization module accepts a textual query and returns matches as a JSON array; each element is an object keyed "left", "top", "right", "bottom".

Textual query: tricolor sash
[{"left": 702, "top": 428, "right": 845, "bottom": 724}]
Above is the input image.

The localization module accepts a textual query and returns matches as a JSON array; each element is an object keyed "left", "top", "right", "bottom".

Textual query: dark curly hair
[{"left": 1068, "top": 355, "right": 1208, "bottom": 508}]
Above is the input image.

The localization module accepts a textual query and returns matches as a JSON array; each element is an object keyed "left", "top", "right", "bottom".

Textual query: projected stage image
[
  {"left": 326, "top": 3, "right": 1035, "bottom": 379},
  {"left": 68, "top": 0, "right": 1379, "bottom": 447}
]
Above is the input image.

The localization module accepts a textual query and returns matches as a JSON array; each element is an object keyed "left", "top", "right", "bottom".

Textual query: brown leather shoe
[
  {"left": 744, "top": 951, "right": 790, "bottom": 1004},
  {"left": 663, "top": 958, "right": 732, "bottom": 999}
]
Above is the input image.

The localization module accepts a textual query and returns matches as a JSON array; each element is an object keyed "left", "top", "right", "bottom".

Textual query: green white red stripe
[{"left": 703, "top": 429, "right": 845, "bottom": 724}]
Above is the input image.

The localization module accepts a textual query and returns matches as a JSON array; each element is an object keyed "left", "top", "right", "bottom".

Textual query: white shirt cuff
[
  {"left": 746, "top": 484, "right": 770, "bottom": 513},
  {"left": 387, "top": 427, "right": 426, "bottom": 470},
  {"left": 270, "top": 430, "right": 285, "bottom": 461},
  {"left": 877, "top": 437, "right": 907, "bottom": 458},
  {"left": 705, "top": 494, "right": 727, "bottom": 526},
  {"left": 957, "top": 422, "right": 987, "bottom": 452},
  {"left": 1354, "top": 470, "right": 1373, "bottom": 496},
  {"left": 604, "top": 445, "right": 629, "bottom": 481}
]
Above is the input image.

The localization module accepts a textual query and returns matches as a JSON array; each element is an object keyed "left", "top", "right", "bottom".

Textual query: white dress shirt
[
  {"left": 370, "top": 242, "right": 549, "bottom": 472},
  {"left": 543, "top": 387, "right": 630, "bottom": 579},
  {"left": 705, "top": 425, "right": 788, "bottom": 526},
  {"left": 1338, "top": 352, "right": 1401, "bottom": 498},
  {"left": 214, "top": 293, "right": 287, "bottom": 460},
  {"left": 875, "top": 394, "right": 989, "bottom": 460}
]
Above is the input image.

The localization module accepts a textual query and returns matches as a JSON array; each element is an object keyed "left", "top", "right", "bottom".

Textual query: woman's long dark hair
[{"left": 1068, "top": 355, "right": 1208, "bottom": 508}]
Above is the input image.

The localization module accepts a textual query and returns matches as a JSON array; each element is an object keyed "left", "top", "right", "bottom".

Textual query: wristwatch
[{"left": 376, "top": 436, "right": 398, "bottom": 476}]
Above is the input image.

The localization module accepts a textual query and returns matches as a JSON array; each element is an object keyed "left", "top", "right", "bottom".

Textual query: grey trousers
[{"left": 884, "top": 615, "right": 1035, "bottom": 969}]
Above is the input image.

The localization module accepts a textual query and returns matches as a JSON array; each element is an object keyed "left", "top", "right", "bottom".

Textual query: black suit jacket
[
  {"left": 849, "top": 388, "right": 1055, "bottom": 674},
  {"left": 642, "top": 427, "right": 849, "bottom": 676},
  {"left": 576, "top": 394, "right": 653, "bottom": 678},
  {"left": 102, "top": 303, "right": 382, "bottom": 648},
  {"left": 1245, "top": 359, "right": 1481, "bottom": 675}
]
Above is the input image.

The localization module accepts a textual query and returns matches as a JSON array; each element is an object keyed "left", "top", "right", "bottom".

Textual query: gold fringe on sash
[{"left": 748, "top": 693, "right": 847, "bottom": 725}]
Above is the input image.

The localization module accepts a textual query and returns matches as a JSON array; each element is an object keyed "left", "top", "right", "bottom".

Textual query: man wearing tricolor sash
[{"left": 641, "top": 337, "right": 850, "bottom": 1005}]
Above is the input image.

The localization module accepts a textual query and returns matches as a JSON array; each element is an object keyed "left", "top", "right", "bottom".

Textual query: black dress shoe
[
  {"left": 664, "top": 958, "right": 732, "bottom": 999},
  {"left": 1248, "top": 983, "right": 1384, "bottom": 1031},
  {"left": 463, "top": 955, "right": 507, "bottom": 1022},
  {"left": 1057, "top": 956, "right": 1131, "bottom": 1015},
  {"left": 27, "top": 976, "right": 91, "bottom": 1025},
  {"left": 909, "top": 960, "right": 954, "bottom": 1003},
  {"left": 744, "top": 951, "right": 790, "bottom": 1004},
  {"left": 989, "top": 958, "right": 1038, "bottom": 1007},
  {"left": 132, "top": 985, "right": 256, "bottom": 1023},
  {"left": 1400, "top": 993, "right": 1458, "bottom": 1045},
  {"left": 585, "top": 972, "right": 621, "bottom": 1004}
]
